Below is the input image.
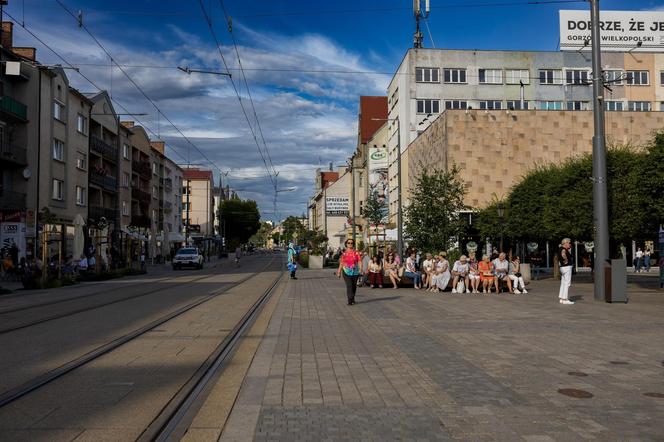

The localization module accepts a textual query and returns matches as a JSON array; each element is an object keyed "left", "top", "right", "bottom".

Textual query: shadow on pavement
[{"left": 356, "top": 296, "right": 401, "bottom": 304}]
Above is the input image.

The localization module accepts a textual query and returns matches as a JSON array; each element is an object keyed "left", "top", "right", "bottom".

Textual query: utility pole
[
  {"left": 186, "top": 178, "right": 191, "bottom": 245},
  {"left": 396, "top": 119, "right": 403, "bottom": 259},
  {"left": 590, "top": 0, "right": 609, "bottom": 302},
  {"left": 349, "top": 156, "right": 356, "bottom": 244}
]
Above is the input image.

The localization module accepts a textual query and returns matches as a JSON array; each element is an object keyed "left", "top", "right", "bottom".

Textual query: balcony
[
  {"left": 0, "top": 189, "right": 26, "bottom": 210},
  {"left": 131, "top": 160, "right": 152, "bottom": 178},
  {"left": 90, "top": 170, "right": 118, "bottom": 191},
  {"left": 90, "top": 135, "right": 118, "bottom": 162},
  {"left": 164, "top": 177, "right": 173, "bottom": 192},
  {"left": 89, "top": 206, "right": 117, "bottom": 223},
  {"left": 0, "top": 143, "right": 27, "bottom": 167},
  {"left": 164, "top": 201, "right": 173, "bottom": 213},
  {"left": 130, "top": 214, "right": 151, "bottom": 228},
  {"left": 131, "top": 185, "right": 151, "bottom": 204},
  {"left": 0, "top": 96, "right": 28, "bottom": 122}
]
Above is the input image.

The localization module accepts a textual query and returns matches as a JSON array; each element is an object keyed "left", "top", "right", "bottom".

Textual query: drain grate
[
  {"left": 609, "top": 361, "right": 629, "bottom": 365},
  {"left": 567, "top": 371, "right": 588, "bottom": 377},
  {"left": 558, "top": 388, "right": 594, "bottom": 399},
  {"left": 643, "top": 392, "right": 664, "bottom": 399}
]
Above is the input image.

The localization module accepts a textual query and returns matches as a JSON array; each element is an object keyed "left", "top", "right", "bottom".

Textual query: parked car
[{"left": 172, "top": 247, "right": 204, "bottom": 270}]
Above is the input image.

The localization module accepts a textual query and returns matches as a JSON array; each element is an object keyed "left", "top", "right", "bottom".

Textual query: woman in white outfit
[
  {"left": 508, "top": 256, "right": 527, "bottom": 294},
  {"left": 430, "top": 252, "right": 451, "bottom": 292},
  {"left": 558, "top": 238, "right": 574, "bottom": 305}
]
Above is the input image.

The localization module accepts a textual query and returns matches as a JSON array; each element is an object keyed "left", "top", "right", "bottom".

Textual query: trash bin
[{"left": 604, "top": 259, "right": 627, "bottom": 303}]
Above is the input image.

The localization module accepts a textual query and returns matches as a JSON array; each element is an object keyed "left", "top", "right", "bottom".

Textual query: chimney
[
  {"left": 120, "top": 121, "right": 135, "bottom": 128},
  {"left": 11, "top": 47, "right": 36, "bottom": 61},
  {"left": 150, "top": 140, "right": 165, "bottom": 154},
  {"left": 1, "top": 22, "right": 13, "bottom": 49}
]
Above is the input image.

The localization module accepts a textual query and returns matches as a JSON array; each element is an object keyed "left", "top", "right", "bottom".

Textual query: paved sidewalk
[{"left": 221, "top": 269, "right": 664, "bottom": 441}]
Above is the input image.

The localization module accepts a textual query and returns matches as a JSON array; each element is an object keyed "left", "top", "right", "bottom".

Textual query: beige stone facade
[{"left": 408, "top": 109, "right": 664, "bottom": 209}]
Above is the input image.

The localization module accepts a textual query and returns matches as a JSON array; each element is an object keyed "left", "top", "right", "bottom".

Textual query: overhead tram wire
[
  {"left": 196, "top": 0, "right": 276, "bottom": 189},
  {"left": 218, "top": 0, "right": 277, "bottom": 179},
  {"left": 54, "top": 0, "right": 228, "bottom": 181}
]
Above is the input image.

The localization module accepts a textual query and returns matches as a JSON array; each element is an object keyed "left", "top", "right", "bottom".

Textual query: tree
[
  {"left": 404, "top": 166, "right": 468, "bottom": 252},
  {"left": 302, "top": 229, "right": 328, "bottom": 255},
  {"left": 282, "top": 216, "right": 306, "bottom": 244},
  {"left": 249, "top": 222, "right": 273, "bottom": 247},
  {"left": 219, "top": 199, "right": 261, "bottom": 248},
  {"left": 362, "top": 190, "right": 387, "bottom": 226}
]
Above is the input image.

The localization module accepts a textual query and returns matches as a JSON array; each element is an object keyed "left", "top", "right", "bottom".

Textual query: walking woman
[
  {"left": 558, "top": 238, "right": 575, "bottom": 305},
  {"left": 336, "top": 239, "right": 363, "bottom": 305}
]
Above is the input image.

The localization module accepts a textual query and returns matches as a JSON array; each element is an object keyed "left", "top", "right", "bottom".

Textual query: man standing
[
  {"left": 287, "top": 242, "right": 297, "bottom": 279},
  {"left": 558, "top": 238, "right": 575, "bottom": 305}
]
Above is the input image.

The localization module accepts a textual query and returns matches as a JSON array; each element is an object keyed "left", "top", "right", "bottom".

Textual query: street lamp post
[
  {"left": 497, "top": 203, "right": 505, "bottom": 253},
  {"left": 372, "top": 117, "right": 402, "bottom": 259}
]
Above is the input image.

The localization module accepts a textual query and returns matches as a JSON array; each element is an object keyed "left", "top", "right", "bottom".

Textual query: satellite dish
[{"left": 22, "top": 168, "right": 32, "bottom": 179}]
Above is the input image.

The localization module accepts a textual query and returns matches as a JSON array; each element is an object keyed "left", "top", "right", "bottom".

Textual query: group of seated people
[{"left": 361, "top": 247, "right": 528, "bottom": 294}]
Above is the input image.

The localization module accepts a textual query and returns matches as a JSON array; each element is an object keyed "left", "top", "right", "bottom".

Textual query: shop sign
[{"left": 560, "top": 10, "right": 664, "bottom": 52}]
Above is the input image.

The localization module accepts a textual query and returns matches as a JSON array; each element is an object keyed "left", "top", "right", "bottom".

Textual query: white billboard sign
[
  {"left": 560, "top": 10, "right": 664, "bottom": 52},
  {"left": 368, "top": 147, "right": 389, "bottom": 224},
  {"left": 326, "top": 196, "right": 349, "bottom": 216}
]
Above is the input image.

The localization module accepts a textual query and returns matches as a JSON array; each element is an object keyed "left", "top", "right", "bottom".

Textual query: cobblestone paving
[{"left": 223, "top": 271, "right": 664, "bottom": 441}]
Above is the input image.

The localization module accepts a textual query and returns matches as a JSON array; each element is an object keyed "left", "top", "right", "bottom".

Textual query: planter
[{"left": 309, "top": 255, "right": 324, "bottom": 269}]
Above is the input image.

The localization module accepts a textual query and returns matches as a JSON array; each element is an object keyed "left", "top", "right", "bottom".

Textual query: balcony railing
[
  {"left": 130, "top": 214, "right": 151, "bottom": 228},
  {"left": 90, "top": 170, "right": 118, "bottom": 191},
  {"left": 89, "top": 206, "right": 117, "bottom": 223},
  {"left": 90, "top": 135, "right": 118, "bottom": 161},
  {"left": 0, "top": 143, "right": 27, "bottom": 167},
  {"left": 0, "top": 96, "right": 28, "bottom": 122},
  {"left": 131, "top": 160, "right": 152, "bottom": 178},
  {"left": 0, "top": 189, "right": 26, "bottom": 210},
  {"left": 131, "top": 185, "right": 151, "bottom": 203}
]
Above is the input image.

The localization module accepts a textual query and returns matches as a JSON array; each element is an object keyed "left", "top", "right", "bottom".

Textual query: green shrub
[{"left": 299, "top": 251, "right": 309, "bottom": 269}]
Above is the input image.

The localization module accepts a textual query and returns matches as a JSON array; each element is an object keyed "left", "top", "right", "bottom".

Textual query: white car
[{"left": 172, "top": 247, "right": 204, "bottom": 270}]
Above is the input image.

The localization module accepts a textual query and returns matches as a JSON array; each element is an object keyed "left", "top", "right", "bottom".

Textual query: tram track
[
  {"left": 0, "top": 255, "right": 281, "bottom": 409},
  {"left": 0, "top": 261, "right": 255, "bottom": 335}
]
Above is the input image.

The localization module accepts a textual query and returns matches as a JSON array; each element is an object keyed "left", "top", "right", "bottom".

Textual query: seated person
[
  {"left": 492, "top": 252, "right": 511, "bottom": 293},
  {"left": 421, "top": 253, "right": 435, "bottom": 288},
  {"left": 508, "top": 256, "right": 527, "bottom": 294},
  {"left": 478, "top": 254, "right": 495, "bottom": 293},
  {"left": 368, "top": 255, "right": 383, "bottom": 288},
  {"left": 451, "top": 255, "right": 471, "bottom": 293},
  {"left": 404, "top": 251, "right": 422, "bottom": 289},
  {"left": 468, "top": 252, "right": 481, "bottom": 293}
]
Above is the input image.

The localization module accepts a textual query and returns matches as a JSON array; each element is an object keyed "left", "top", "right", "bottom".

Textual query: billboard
[
  {"left": 368, "top": 147, "right": 389, "bottom": 224},
  {"left": 560, "top": 10, "right": 664, "bottom": 52},
  {"left": 326, "top": 196, "right": 349, "bottom": 216}
]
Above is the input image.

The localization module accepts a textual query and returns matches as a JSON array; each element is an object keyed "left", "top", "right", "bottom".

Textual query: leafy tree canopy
[
  {"left": 219, "top": 199, "right": 261, "bottom": 248},
  {"left": 282, "top": 216, "right": 306, "bottom": 244}
]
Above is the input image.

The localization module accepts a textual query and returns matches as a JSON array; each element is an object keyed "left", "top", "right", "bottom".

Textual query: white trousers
[
  {"left": 508, "top": 274, "right": 525, "bottom": 290},
  {"left": 559, "top": 266, "right": 572, "bottom": 300}
]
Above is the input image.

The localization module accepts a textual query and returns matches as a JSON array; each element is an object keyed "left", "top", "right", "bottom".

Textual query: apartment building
[
  {"left": 123, "top": 122, "right": 152, "bottom": 233},
  {"left": 386, "top": 47, "right": 664, "bottom": 220},
  {"left": 181, "top": 168, "right": 214, "bottom": 237},
  {"left": 307, "top": 167, "right": 351, "bottom": 249}
]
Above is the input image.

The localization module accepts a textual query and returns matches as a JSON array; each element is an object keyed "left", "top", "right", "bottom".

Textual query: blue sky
[{"left": 6, "top": 0, "right": 660, "bottom": 221}]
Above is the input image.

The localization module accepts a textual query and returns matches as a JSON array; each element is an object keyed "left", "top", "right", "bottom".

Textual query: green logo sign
[{"left": 370, "top": 150, "right": 387, "bottom": 161}]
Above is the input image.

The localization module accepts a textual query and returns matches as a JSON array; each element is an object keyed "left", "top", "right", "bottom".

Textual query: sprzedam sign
[{"left": 560, "top": 10, "right": 664, "bottom": 52}]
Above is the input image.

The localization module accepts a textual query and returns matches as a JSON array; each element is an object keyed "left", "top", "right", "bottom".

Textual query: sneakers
[
  {"left": 466, "top": 289, "right": 471, "bottom": 294},
  {"left": 452, "top": 288, "right": 457, "bottom": 293},
  {"left": 521, "top": 288, "right": 528, "bottom": 294},
  {"left": 560, "top": 299, "right": 575, "bottom": 305},
  {"left": 514, "top": 289, "right": 521, "bottom": 294}
]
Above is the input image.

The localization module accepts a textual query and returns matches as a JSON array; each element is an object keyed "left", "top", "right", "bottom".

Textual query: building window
[
  {"left": 626, "top": 71, "right": 649, "bottom": 86},
  {"left": 478, "top": 69, "right": 503, "bottom": 84},
  {"left": 605, "top": 70, "right": 623, "bottom": 86},
  {"left": 539, "top": 101, "right": 563, "bottom": 110},
  {"left": 416, "top": 99, "right": 440, "bottom": 114},
  {"left": 628, "top": 101, "right": 651, "bottom": 111},
  {"left": 53, "top": 138, "right": 65, "bottom": 161},
  {"left": 76, "top": 153, "right": 86, "bottom": 170},
  {"left": 153, "top": 185, "right": 158, "bottom": 198},
  {"left": 566, "top": 101, "right": 590, "bottom": 111},
  {"left": 539, "top": 69, "right": 563, "bottom": 85},
  {"left": 76, "top": 114, "right": 88, "bottom": 134},
  {"left": 123, "top": 144, "right": 130, "bottom": 160},
  {"left": 479, "top": 100, "right": 502, "bottom": 110},
  {"left": 444, "top": 100, "right": 467, "bottom": 110},
  {"left": 443, "top": 68, "right": 467, "bottom": 84},
  {"left": 358, "top": 172, "right": 363, "bottom": 187},
  {"left": 660, "top": 102, "right": 664, "bottom": 112},
  {"left": 153, "top": 162, "right": 158, "bottom": 175},
  {"left": 122, "top": 201, "right": 129, "bottom": 216},
  {"left": 566, "top": 69, "right": 590, "bottom": 85},
  {"left": 76, "top": 186, "right": 86, "bottom": 206},
  {"left": 506, "top": 100, "right": 530, "bottom": 110},
  {"left": 415, "top": 67, "right": 439, "bottom": 83},
  {"left": 505, "top": 69, "right": 530, "bottom": 85},
  {"left": 53, "top": 100, "right": 65, "bottom": 121},
  {"left": 605, "top": 101, "right": 624, "bottom": 111},
  {"left": 52, "top": 179, "right": 64, "bottom": 200},
  {"left": 123, "top": 172, "right": 130, "bottom": 188}
]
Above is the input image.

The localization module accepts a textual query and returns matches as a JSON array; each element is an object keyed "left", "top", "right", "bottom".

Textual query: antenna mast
[{"left": 413, "top": 0, "right": 430, "bottom": 48}]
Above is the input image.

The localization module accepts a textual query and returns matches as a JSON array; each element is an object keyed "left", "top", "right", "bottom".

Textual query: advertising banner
[
  {"left": 368, "top": 147, "right": 389, "bottom": 224},
  {"left": 326, "top": 196, "right": 349, "bottom": 216},
  {"left": 560, "top": 10, "right": 664, "bottom": 52},
  {"left": 1, "top": 222, "right": 27, "bottom": 260}
]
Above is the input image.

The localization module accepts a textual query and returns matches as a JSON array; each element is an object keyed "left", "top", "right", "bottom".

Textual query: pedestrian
[
  {"left": 336, "top": 238, "right": 363, "bottom": 305},
  {"left": 9, "top": 242, "right": 19, "bottom": 268},
  {"left": 558, "top": 238, "right": 575, "bottom": 305},
  {"left": 140, "top": 250, "right": 146, "bottom": 271},
  {"left": 635, "top": 247, "right": 643, "bottom": 272},
  {"left": 644, "top": 248, "right": 651, "bottom": 272},
  {"left": 287, "top": 243, "right": 297, "bottom": 279}
]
